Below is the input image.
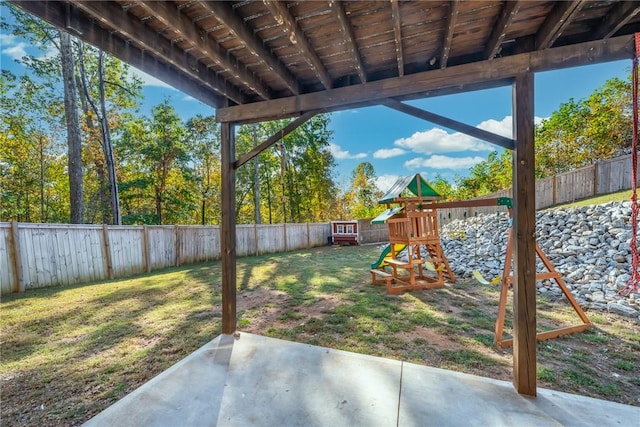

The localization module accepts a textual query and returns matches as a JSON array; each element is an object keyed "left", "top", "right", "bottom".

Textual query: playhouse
[
  {"left": 370, "top": 174, "right": 455, "bottom": 293},
  {"left": 330, "top": 220, "right": 359, "bottom": 245}
]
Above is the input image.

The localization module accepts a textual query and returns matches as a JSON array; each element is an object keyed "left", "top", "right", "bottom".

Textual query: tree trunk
[
  {"left": 253, "top": 125, "right": 261, "bottom": 224},
  {"left": 98, "top": 52, "right": 122, "bottom": 225},
  {"left": 60, "top": 30, "right": 83, "bottom": 224}
]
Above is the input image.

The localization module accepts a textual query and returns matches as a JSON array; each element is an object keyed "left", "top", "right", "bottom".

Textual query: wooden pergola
[{"left": 15, "top": 0, "right": 639, "bottom": 396}]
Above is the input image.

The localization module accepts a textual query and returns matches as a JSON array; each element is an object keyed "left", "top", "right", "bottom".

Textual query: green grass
[
  {"left": 548, "top": 190, "right": 632, "bottom": 210},
  {"left": 2, "top": 244, "right": 639, "bottom": 426}
]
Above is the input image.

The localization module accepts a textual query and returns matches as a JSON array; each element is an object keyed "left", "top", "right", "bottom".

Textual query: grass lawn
[
  {"left": 548, "top": 190, "right": 633, "bottom": 209},
  {"left": 2, "top": 245, "right": 639, "bottom": 425}
]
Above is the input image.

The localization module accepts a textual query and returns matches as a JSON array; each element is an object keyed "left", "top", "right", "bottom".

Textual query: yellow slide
[{"left": 371, "top": 243, "right": 406, "bottom": 269}]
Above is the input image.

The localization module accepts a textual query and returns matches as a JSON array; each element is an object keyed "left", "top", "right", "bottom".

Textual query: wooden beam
[
  {"left": 101, "top": 225, "right": 114, "bottom": 280},
  {"left": 263, "top": 0, "right": 332, "bottom": 89},
  {"left": 9, "top": 221, "right": 24, "bottom": 293},
  {"left": 221, "top": 121, "right": 237, "bottom": 335},
  {"left": 199, "top": 1, "right": 299, "bottom": 95},
  {"left": 136, "top": 1, "right": 271, "bottom": 100},
  {"left": 536, "top": 1, "right": 585, "bottom": 50},
  {"left": 234, "top": 111, "right": 317, "bottom": 168},
  {"left": 381, "top": 99, "right": 514, "bottom": 150},
  {"left": 485, "top": 1, "right": 522, "bottom": 60},
  {"left": 595, "top": 1, "right": 640, "bottom": 39},
  {"left": 217, "top": 35, "right": 634, "bottom": 123},
  {"left": 11, "top": 0, "right": 228, "bottom": 107},
  {"left": 71, "top": 1, "right": 249, "bottom": 105},
  {"left": 390, "top": 0, "right": 404, "bottom": 76},
  {"left": 441, "top": 0, "right": 459, "bottom": 69},
  {"left": 329, "top": 1, "right": 367, "bottom": 83},
  {"left": 512, "top": 72, "right": 536, "bottom": 396}
]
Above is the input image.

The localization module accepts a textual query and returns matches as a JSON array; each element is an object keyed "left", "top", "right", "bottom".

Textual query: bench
[{"left": 370, "top": 269, "right": 393, "bottom": 288}]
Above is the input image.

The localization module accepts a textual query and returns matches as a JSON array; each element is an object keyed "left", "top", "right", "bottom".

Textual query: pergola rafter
[
  {"left": 262, "top": 0, "right": 333, "bottom": 90},
  {"left": 329, "top": 0, "right": 367, "bottom": 83},
  {"left": 440, "top": 0, "right": 459, "bottom": 69},
  {"left": 201, "top": 1, "right": 300, "bottom": 95},
  {"left": 133, "top": 0, "right": 272, "bottom": 100},
  {"left": 485, "top": 1, "right": 522, "bottom": 60},
  {"left": 536, "top": 0, "right": 586, "bottom": 50},
  {"left": 390, "top": 0, "right": 404, "bottom": 76}
]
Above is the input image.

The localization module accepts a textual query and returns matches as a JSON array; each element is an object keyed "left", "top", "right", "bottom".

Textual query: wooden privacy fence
[
  {"left": 0, "top": 221, "right": 331, "bottom": 295},
  {"left": 438, "top": 153, "right": 639, "bottom": 225}
]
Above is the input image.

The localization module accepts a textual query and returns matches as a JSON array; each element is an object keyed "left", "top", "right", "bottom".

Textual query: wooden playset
[
  {"left": 370, "top": 179, "right": 591, "bottom": 347},
  {"left": 370, "top": 174, "right": 455, "bottom": 293}
]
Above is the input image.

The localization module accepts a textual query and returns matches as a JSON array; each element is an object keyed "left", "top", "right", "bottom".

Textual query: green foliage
[
  {"left": 343, "top": 162, "right": 384, "bottom": 219},
  {"left": 454, "top": 150, "right": 512, "bottom": 199},
  {"left": 536, "top": 74, "right": 633, "bottom": 177}
]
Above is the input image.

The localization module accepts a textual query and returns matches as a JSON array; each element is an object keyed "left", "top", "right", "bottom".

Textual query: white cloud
[
  {"left": 404, "top": 155, "right": 485, "bottom": 170},
  {"left": 1, "top": 34, "right": 28, "bottom": 60},
  {"left": 393, "top": 115, "right": 547, "bottom": 155},
  {"left": 0, "top": 34, "right": 17, "bottom": 45},
  {"left": 375, "top": 174, "right": 401, "bottom": 193},
  {"left": 128, "top": 66, "right": 175, "bottom": 89},
  {"left": 182, "top": 95, "right": 196, "bottom": 102},
  {"left": 373, "top": 148, "right": 406, "bottom": 159},
  {"left": 477, "top": 116, "right": 512, "bottom": 138},
  {"left": 394, "top": 127, "right": 493, "bottom": 154},
  {"left": 2, "top": 42, "right": 27, "bottom": 60},
  {"left": 329, "top": 143, "right": 367, "bottom": 160}
]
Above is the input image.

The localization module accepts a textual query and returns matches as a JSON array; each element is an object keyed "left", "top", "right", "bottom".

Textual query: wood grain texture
[
  {"left": 217, "top": 35, "right": 634, "bottom": 123},
  {"left": 221, "top": 122, "right": 237, "bottom": 334},
  {"left": 512, "top": 72, "right": 536, "bottom": 396}
]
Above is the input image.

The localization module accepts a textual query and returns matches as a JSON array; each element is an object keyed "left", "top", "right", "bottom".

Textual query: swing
[
  {"left": 620, "top": 33, "right": 640, "bottom": 297},
  {"left": 425, "top": 260, "right": 445, "bottom": 272}
]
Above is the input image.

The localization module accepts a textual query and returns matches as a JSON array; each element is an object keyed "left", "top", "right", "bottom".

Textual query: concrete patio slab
[{"left": 84, "top": 333, "right": 639, "bottom": 427}]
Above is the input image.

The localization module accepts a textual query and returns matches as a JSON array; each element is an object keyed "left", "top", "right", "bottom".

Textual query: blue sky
[{"left": 0, "top": 4, "right": 632, "bottom": 192}]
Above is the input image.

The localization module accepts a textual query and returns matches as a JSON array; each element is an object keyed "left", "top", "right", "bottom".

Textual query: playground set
[{"left": 369, "top": 174, "right": 591, "bottom": 348}]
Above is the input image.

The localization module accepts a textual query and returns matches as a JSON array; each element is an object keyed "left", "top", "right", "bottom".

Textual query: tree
[
  {"left": 234, "top": 114, "right": 338, "bottom": 224},
  {"left": 345, "top": 162, "right": 383, "bottom": 219},
  {"left": 536, "top": 72, "right": 634, "bottom": 177},
  {"left": 0, "top": 70, "right": 66, "bottom": 223},
  {"left": 59, "top": 31, "right": 84, "bottom": 223},
  {"left": 116, "top": 101, "right": 194, "bottom": 224},
  {"left": 186, "top": 115, "right": 220, "bottom": 225}
]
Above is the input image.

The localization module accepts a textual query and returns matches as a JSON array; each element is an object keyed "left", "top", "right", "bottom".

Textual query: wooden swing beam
[{"left": 425, "top": 196, "right": 591, "bottom": 348}]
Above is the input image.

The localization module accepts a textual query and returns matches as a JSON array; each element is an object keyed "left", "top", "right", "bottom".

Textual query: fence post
[
  {"left": 283, "top": 223, "right": 288, "bottom": 252},
  {"left": 552, "top": 175, "right": 557, "bottom": 205},
  {"left": 254, "top": 223, "right": 259, "bottom": 255},
  {"left": 142, "top": 225, "right": 151, "bottom": 273},
  {"left": 101, "top": 224, "right": 114, "bottom": 280},
  {"left": 9, "top": 221, "right": 24, "bottom": 293},
  {"left": 306, "top": 223, "right": 311, "bottom": 248},
  {"left": 175, "top": 225, "right": 181, "bottom": 267},
  {"left": 593, "top": 162, "right": 599, "bottom": 196}
]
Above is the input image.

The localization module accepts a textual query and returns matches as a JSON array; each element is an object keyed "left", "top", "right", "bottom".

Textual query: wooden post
[
  {"left": 174, "top": 225, "right": 181, "bottom": 267},
  {"left": 221, "top": 121, "right": 237, "bottom": 335},
  {"left": 101, "top": 224, "right": 114, "bottom": 280},
  {"left": 142, "top": 225, "right": 151, "bottom": 273},
  {"left": 254, "top": 223, "right": 259, "bottom": 255},
  {"left": 552, "top": 175, "right": 557, "bottom": 205},
  {"left": 306, "top": 222, "right": 311, "bottom": 248},
  {"left": 283, "top": 223, "right": 288, "bottom": 252},
  {"left": 593, "top": 162, "right": 599, "bottom": 196},
  {"left": 9, "top": 221, "right": 24, "bottom": 293},
  {"left": 512, "top": 72, "right": 537, "bottom": 397}
]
